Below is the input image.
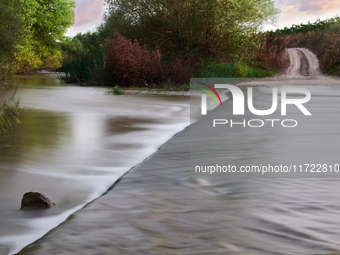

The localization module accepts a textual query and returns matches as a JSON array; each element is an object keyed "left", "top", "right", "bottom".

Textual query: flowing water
[
  {"left": 3, "top": 74, "right": 340, "bottom": 255},
  {"left": 0, "top": 73, "right": 191, "bottom": 254}
]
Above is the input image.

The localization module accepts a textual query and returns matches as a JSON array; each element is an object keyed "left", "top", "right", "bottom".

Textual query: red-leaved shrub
[
  {"left": 257, "top": 33, "right": 288, "bottom": 70},
  {"left": 167, "top": 58, "right": 196, "bottom": 84},
  {"left": 105, "top": 33, "right": 165, "bottom": 85}
]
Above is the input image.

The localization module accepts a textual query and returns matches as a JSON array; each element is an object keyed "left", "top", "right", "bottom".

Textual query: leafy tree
[
  {"left": 60, "top": 37, "right": 85, "bottom": 55},
  {"left": 73, "top": 32, "right": 103, "bottom": 54},
  {"left": 103, "top": 0, "right": 279, "bottom": 58},
  {"left": 58, "top": 32, "right": 106, "bottom": 84},
  {"left": 0, "top": 0, "right": 75, "bottom": 144},
  {"left": 0, "top": 0, "right": 22, "bottom": 65},
  {"left": 20, "top": 0, "right": 75, "bottom": 47},
  {"left": 0, "top": 0, "right": 21, "bottom": 145},
  {"left": 14, "top": 0, "right": 76, "bottom": 71}
]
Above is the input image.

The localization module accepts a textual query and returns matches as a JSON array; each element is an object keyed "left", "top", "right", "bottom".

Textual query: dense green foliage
[
  {"left": 0, "top": 0, "right": 21, "bottom": 144},
  {"left": 266, "top": 16, "right": 340, "bottom": 75},
  {"left": 273, "top": 17, "right": 340, "bottom": 36},
  {"left": 198, "top": 61, "right": 275, "bottom": 78},
  {"left": 58, "top": 32, "right": 105, "bottom": 83},
  {"left": 59, "top": 0, "right": 279, "bottom": 86},
  {"left": 0, "top": 0, "right": 75, "bottom": 144},
  {"left": 104, "top": 0, "right": 278, "bottom": 57},
  {"left": 0, "top": 0, "right": 75, "bottom": 72},
  {"left": 58, "top": 48, "right": 105, "bottom": 84},
  {"left": 0, "top": 0, "right": 22, "bottom": 66},
  {"left": 0, "top": 77, "right": 20, "bottom": 146},
  {"left": 14, "top": 0, "right": 76, "bottom": 71}
]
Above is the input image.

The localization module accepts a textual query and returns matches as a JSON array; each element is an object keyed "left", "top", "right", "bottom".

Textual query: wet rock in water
[{"left": 20, "top": 192, "right": 56, "bottom": 210}]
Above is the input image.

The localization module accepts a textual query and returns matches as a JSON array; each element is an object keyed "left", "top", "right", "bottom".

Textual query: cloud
[
  {"left": 73, "top": 0, "right": 104, "bottom": 27},
  {"left": 299, "top": 0, "right": 340, "bottom": 15},
  {"left": 273, "top": 0, "right": 340, "bottom": 29},
  {"left": 276, "top": 0, "right": 340, "bottom": 16}
]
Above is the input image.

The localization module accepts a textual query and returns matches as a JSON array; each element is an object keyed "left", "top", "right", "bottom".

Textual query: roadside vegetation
[
  {"left": 59, "top": 0, "right": 285, "bottom": 88},
  {"left": 269, "top": 17, "right": 340, "bottom": 75},
  {"left": 0, "top": 0, "right": 338, "bottom": 141},
  {"left": 2, "top": 0, "right": 339, "bottom": 143}
]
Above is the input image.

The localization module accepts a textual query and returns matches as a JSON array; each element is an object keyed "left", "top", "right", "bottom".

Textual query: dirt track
[
  {"left": 240, "top": 48, "right": 340, "bottom": 86},
  {"left": 285, "top": 48, "right": 322, "bottom": 77}
]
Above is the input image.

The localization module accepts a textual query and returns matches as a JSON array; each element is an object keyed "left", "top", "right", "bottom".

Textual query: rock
[{"left": 20, "top": 192, "right": 56, "bottom": 210}]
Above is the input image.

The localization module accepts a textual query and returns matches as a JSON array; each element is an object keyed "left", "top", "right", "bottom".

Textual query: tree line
[
  {"left": 0, "top": 0, "right": 75, "bottom": 145},
  {"left": 59, "top": 0, "right": 281, "bottom": 86},
  {"left": 0, "top": 0, "right": 75, "bottom": 73},
  {"left": 271, "top": 17, "right": 340, "bottom": 36}
]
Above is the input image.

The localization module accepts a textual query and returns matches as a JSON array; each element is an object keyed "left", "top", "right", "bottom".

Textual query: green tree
[
  {"left": 14, "top": 0, "right": 76, "bottom": 71},
  {"left": 0, "top": 0, "right": 22, "bottom": 66},
  {"left": 0, "top": 0, "right": 21, "bottom": 146},
  {"left": 0, "top": 0, "right": 75, "bottom": 144},
  {"left": 104, "top": 0, "right": 279, "bottom": 57},
  {"left": 58, "top": 32, "right": 106, "bottom": 84}
]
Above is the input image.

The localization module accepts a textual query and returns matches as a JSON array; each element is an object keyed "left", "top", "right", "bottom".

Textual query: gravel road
[{"left": 240, "top": 47, "right": 340, "bottom": 86}]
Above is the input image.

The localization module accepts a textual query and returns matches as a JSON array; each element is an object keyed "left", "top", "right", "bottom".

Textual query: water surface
[
  {"left": 0, "top": 73, "right": 190, "bottom": 254},
  {"left": 17, "top": 81, "right": 340, "bottom": 255}
]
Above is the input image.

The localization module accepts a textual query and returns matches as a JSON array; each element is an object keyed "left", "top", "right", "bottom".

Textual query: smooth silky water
[
  {"left": 4, "top": 74, "right": 340, "bottom": 255},
  {"left": 0, "top": 73, "right": 191, "bottom": 254},
  {"left": 17, "top": 81, "right": 340, "bottom": 255}
]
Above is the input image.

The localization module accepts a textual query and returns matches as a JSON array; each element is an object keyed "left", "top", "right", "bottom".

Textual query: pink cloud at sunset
[
  {"left": 297, "top": 0, "right": 340, "bottom": 15},
  {"left": 261, "top": 0, "right": 340, "bottom": 31},
  {"left": 73, "top": 0, "right": 105, "bottom": 27},
  {"left": 66, "top": 0, "right": 105, "bottom": 36}
]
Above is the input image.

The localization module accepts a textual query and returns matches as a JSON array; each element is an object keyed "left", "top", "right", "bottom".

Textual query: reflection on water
[
  {"left": 0, "top": 110, "right": 70, "bottom": 165},
  {"left": 106, "top": 116, "right": 161, "bottom": 135},
  {"left": 0, "top": 73, "right": 190, "bottom": 255}
]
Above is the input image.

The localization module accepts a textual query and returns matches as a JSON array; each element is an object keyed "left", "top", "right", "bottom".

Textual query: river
[
  {"left": 0, "top": 73, "right": 191, "bottom": 254},
  {"left": 3, "top": 73, "right": 340, "bottom": 255}
]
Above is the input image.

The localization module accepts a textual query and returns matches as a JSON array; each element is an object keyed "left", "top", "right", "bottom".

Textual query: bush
[
  {"left": 105, "top": 85, "right": 124, "bottom": 95},
  {"left": 166, "top": 58, "right": 196, "bottom": 84},
  {"left": 58, "top": 48, "right": 105, "bottom": 84},
  {"left": 198, "top": 60, "right": 274, "bottom": 78},
  {"left": 105, "top": 33, "right": 165, "bottom": 85},
  {"left": 198, "top": 61, "right": 237, "bottom": 78},
  {"left": 257, "top": 33, "right": 288, "bottom": 71},
  {"left": 60, "top": 32, "right": 281, "bottom": 87},
  {"left": 0, "top": 72, "right": 20, "bottom": 146},
  {"left": 269, "top": 18, "right": 340, "bottom": 75}
]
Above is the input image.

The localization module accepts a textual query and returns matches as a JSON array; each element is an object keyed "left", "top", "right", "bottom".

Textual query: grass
[
  {"left": 58, "top": 49, "right": 105, "bottom": 84},
  {"left": 105, "top": 85, "right": 124, "bottom": 95},
  {"left": 198, "top": 61, "right": 275, "bottom": 78},
  {"left": 198, "top": 61, "right": 237, "bottom": 78},
  {"left": 0, "top": 77, "right": 20, "bottom": 146}
]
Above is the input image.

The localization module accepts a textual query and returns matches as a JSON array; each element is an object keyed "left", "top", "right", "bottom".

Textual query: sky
[
  {"left": 65, "top": 0, "right": 340, "bottom": 37},
  {"left": 65, "top": 0, "right": 105, "bottom": 37}
]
